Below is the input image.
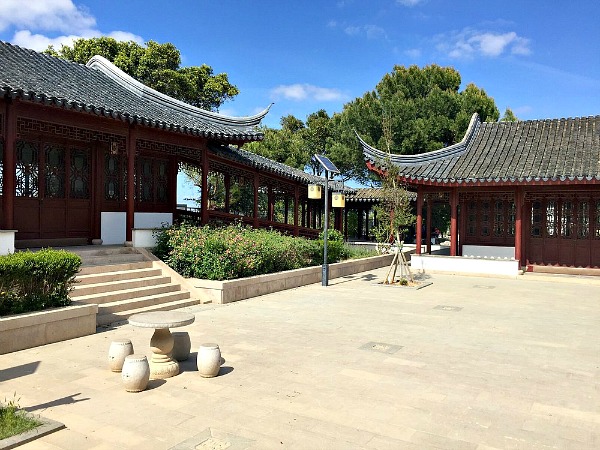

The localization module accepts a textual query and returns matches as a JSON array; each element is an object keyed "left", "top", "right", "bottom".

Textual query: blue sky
[{"left": 1, "top": 0, "right": 599, "bottom": 198}]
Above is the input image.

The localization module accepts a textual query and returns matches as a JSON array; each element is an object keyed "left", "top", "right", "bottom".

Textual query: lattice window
[
  {"left": 105, "top": 151, "right": 121, "bottom": 201},
  {"left": 508, "top": 202, "right": 516, "bottom": 236},
  {"left": 577, "top": 201, "right": 590, "bottom": 238},
  {"left": 0, "top": 141, "right": 3, "bottom": 194},
  {"left": 44, "top": 144, "right": 66, "bottom": 198},
  {"left": 467, "top": 201, "right": 476, "bottom": 237},
  {"left": 493, "top": 200, "right": 504, "bottom": 237},
  {"left": 561, "top": 201, "right": 573, "bottom": 237},
  {"left": 156, "top": 161, "right": 168, "bottom": 203},
  {"left": 139, "top": 158, "right": 154, "bottom": 202},
  {"left": 480, "top": 201, "right": 490, "bottom": 237},
  {"left": 546, "top": 200, "right": 557, "bottom": 237},
  {"left": 596, "top": 201, "right": 600, "bottom": 239},
  {"left": 70, "top": 149, "right": 90, "bottom": 199},
  {"left": 531, "top": 201, "right": 542, "bottom": 238},
  {"left": 16, "top": 140, "right": 39, "bottom": 197}
]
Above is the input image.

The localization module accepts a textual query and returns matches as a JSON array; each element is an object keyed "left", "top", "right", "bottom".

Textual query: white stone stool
[
  {"left": 197, "top": 343, "right": 222, "bottom": 378},
  {"left": 121, "top": 354, "right": 150, "bottom": 392},
  {"left": 108, "top": 339, "right": 134, "bottom": 372},
  {"left": 172, "top": 331, "right": 191, "bottom": 361}
]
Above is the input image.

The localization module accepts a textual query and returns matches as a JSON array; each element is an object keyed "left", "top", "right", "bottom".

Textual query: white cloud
[
  {"left": 397, "top": 0, "right": 424, "bottom": 6},
  {"left": 1, "top": 0, "right": 144, "bottom": 52},
  {"left": 404, "top": 48, "right": 422, "bottom": 58},
  {"left": 0, "top": 0, "right": 96, "bottom": 33},
  {"left": 270, "top": 84, "right": 346, "bottom": 102},
  {"left": 343, "top": 24, "right": 387, "bottom": 40},
  {"left": 438, "top": 28, "right": 531, "bottom": 59}
]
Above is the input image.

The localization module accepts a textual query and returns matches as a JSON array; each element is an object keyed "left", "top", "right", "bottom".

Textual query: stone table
[{"left": 128, "top": 311, "right": 195, "bottom": 379}]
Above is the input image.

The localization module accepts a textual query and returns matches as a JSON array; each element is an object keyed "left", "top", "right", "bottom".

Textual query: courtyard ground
[{"left": 1, "top": 268, "right": 599, "bottom": 449}]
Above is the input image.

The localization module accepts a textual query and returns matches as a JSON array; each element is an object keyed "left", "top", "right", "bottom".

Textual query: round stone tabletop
[{"left": 128, "top": 311, "right": 195, "bottom": 329}]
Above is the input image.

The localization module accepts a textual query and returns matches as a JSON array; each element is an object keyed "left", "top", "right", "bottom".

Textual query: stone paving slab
[{"left": 0, "top": 268, "right": 599, "bottom": 449}]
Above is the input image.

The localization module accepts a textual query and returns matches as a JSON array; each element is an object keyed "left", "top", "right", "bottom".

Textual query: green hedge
[
  {"left": 153, "top": 223, "right": 354, "bottom": 281},
  {"left": 0, "top": 249, "right": 81, "bottom": 316}
]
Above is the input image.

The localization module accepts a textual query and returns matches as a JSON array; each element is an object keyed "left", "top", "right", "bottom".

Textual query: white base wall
[
  {"left": 411, "top": 254, "right": 521, "bottom": 277},
  {"left": 462, "top": 245, "right": 515, "bottom": 259},
  {"left": 100, "top": 212, "right": 172, "bottom": 246},
  {"left": 0, "top": 230, "right": 16, "bottom": 255},
  {"left": 100, "top": 212, "right": 126, "bottom": 245}
]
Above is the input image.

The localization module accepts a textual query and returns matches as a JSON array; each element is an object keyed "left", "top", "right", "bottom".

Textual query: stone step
[
  {"left": 80, "top": 253, "right": 147, "bottom": 267},
  {"left": 73, "top": 283, "right": 182, "bottom": 305},
  {"left": 95, "top": 297, "right": 199, "bottom": 327},
  {"left": 78, "top": 261, "right": 153, "bottom": 276},
  {"left": 95, "top": 290, "right": 191, "bottom": 315},
  {"left": 71, "top": 275, "right": 172, "bottom": 297},
  {"left": 75, "top": 267, "right": 163, "bottom": 285}
]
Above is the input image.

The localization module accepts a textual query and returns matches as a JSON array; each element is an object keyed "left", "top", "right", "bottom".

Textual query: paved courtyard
[{"left": 1, "top": 268, "right": 599, "bottom": 449}]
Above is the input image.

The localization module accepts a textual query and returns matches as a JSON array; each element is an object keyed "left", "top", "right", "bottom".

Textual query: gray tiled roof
[
  {"left": 0, "top": 41, "right": 267, "bottom": 141},
  {"left": 346, "top": 187, "right": 416, "bottom": 202},
  {"left": 210, "top": 144, "right": 353, "bottom": 191},
  {"left": 359, "top": 113, "right": 600, "bottom": 185}
]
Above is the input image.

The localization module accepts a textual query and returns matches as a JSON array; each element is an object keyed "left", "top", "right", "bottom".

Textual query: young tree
[
  {"left": 45, "top": 37, "right": 239, "bottom": 111},
  {"left": 500, "top": 107, "right": 519, "bottom": 122}
]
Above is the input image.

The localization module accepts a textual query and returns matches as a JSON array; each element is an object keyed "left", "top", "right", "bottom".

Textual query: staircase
[{"left": 69, "top": 246, "right": 200, "bottom": 326}]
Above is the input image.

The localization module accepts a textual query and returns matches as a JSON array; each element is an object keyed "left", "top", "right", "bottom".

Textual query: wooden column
[
  {"left": 515, "top": 187, "right": 524, "bottom": 267},
  {"left": 201, "top": 149, "right": 209, "bottom": 225},
  {"left": 426, "top": 198, "right": 432, "bottom": 254},
  {"left": 416, "top": 187, "right": 423, "bottom": 255},
  {"left": 357, "top": 207, "right": 364, "bottom": 239},
  {"left": 3, "top": 101, "right": 16, "bottom": 229},
  {"left": 450, "top": 187, "right": 458, "bottom": 256},
  {"left": 252, "top": 172, "right": 259, "bottom": 228},
  {"left": 365, "top": 208, "right": 370, "bottom": 239},
  {"left": 344, "top": 206, "right": 349, "bottom": 240},
  {"left": 267, "top": 186, "right": 274, "bottom": 222},
  {"left": 126, "top": 125, "right": 136, "bottom": 242},
  {"left": 224, "top": 173, "right": 231, "bottom": 213},
  {"left": 170, "top": 156, "right": 178, "bottom": 213},
  {"left": 293, "top": 186, "right": 299, "bottom": 236}
]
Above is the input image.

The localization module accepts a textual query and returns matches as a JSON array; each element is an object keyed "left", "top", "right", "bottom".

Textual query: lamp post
[{"left": 312, "top": 154, "right": 340, "bottom": 287}]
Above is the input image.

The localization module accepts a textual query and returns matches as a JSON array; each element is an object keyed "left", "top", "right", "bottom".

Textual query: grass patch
[{"left": 0, "top": 395, "right": 42, "bottom": 440}]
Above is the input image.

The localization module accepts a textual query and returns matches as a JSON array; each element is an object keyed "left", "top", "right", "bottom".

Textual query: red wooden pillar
[
  {"left": 426, "top": 198, "right": 432, "bottom": 254},
  {"left": 344, "top": 206, "right": 349, "bottom": 240},
  {"left": 515, "top": 187, "right": 524, "bottom": 266},
  {"left": 3, "top": 101, "right": 16, "bottom": 229},
  {"left": 293, "top": 186, "right": 299, "bottom": 236},
  {"left": 252, "top": 172, "right": 259, "bottom": 228},
  {"left": 416, "top": 187, "right": 423, "bottom": 255},
  {"left": 201, "top": 149, "right": 209, "bottom": 225},
  {"left": 224, "top": 173, "right": 231, "bottom": 213},
  {"left": 267, "top": 186, "right": 274, "bottom": 222},
  {"left": 450, "top": 187, "right": 458, "bottom": 256},
  {"left": 126, "top": 125, "right": 136, "bottom": 242}
]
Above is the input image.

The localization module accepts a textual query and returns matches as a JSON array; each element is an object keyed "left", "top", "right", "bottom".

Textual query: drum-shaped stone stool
[
  {"left": 108, "top": 339, "right": 134, "bottom": 372},
  {"left": 172, "top": 332, "right": 191, "bottom": 361},
  {"left": 121, "top": 354, "right": 150, "bottom": 392},
  {"left": 197, "top": 343, "right": 222, "bottom": 378}
]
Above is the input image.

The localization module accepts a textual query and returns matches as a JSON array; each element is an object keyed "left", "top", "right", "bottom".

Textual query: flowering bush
[{"left": 154, "top": 223, "right": 325, "bottom": 280}]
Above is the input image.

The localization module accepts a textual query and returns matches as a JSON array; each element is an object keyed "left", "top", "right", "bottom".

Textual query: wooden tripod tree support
[{"left": 384, "top": 232, "right": 414, "bottom": 284}]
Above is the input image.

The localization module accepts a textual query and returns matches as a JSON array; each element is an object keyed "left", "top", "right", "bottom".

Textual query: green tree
[
  {"left": 244, "top": 115, "right": 308, "bottom": 170},
  {"left": 500, "top": 107, "right": 519, "bottom": 122},
  {"left": 45, "top": 37, "right": 239, "bottom": 111},
  {"left": 328, "top": 65, "right": 499, "bottom": 183}
]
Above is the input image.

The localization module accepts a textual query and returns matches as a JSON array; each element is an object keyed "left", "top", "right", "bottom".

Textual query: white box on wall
[{"left": 101, "top": 212, "right": 126, "bottom": 245}]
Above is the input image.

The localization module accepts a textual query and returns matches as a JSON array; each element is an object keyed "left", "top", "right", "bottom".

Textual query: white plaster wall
[
  {"left": 134, "top": 212, "right": 172, "bottom": 229},
  {"left": 132, "top": 229, "right": 157, "bottom": 248},
  {"left": 411, "top": 255, "right": 520, "bottom": 277},
  {"left": 462, "top": 245, "right": 515, "bottom": 259},
  {"left": 0, "top": 230, "right": 16, "bottom": 255},
  {"left": 101, "top": 212, "right": 126, "bottom": 245}
]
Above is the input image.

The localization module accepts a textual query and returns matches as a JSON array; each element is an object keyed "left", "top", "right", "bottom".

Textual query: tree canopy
[
  {"left": 45, "top": 37, "right": 239, "bottom": 111},
  {"left": 243, "top": 64, "right": 500, "bottom": 184}
]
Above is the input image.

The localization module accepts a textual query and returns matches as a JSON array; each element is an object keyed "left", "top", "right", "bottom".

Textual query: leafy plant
[{"left": 0, "top": 393, "right": 42, "bottom": 440}]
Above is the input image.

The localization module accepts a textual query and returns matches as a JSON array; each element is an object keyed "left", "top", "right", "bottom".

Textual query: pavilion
[
  {"left": 0, "top": 41, "right": 345, "bottom": 251},
  {"left": 358, "top": 112, "right": 600, "bottom": 274}
]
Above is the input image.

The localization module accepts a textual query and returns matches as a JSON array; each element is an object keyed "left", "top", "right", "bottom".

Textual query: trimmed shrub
[{"left": 0, "top": 249, "right": 81, "bottom": 316}]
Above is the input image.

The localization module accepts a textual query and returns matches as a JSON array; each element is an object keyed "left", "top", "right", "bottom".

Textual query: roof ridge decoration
[
  {"left": 86, "top": 55, "right": 272, "bottom": 127},
  {"left": 356, "top": 113, "right": 480, "bottom": 166}
]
